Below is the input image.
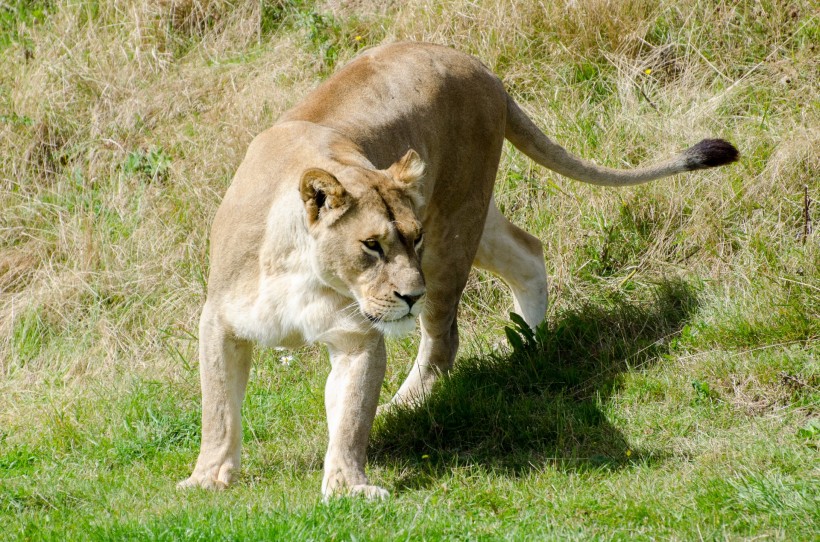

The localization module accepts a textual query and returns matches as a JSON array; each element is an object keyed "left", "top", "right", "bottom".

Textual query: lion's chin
[{"left": 374, "top": 314, "right": 418, "bottom": 338}]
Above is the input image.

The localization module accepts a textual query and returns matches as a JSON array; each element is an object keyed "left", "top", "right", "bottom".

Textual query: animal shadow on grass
[{"left": 370, "top": 279, "right": 699, "bottom": 491}]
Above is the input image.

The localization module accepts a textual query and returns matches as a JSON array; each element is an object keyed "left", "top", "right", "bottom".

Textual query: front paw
[
  {"left": 177, "top": 461, "right": 237, "bottom": 490},
  {"left": 324, "top": 483, "right": 390, "bottom": 500},
  {"left": 350, "top": 484, "right": 390, "bottom": 500},
  {"left": 177, "top": 474, "right": 230, "bottom": 491}
]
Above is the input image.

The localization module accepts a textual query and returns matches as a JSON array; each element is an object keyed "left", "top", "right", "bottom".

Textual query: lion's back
[{"left": 280, "top": 42, "right": 507, "bottom": 170}]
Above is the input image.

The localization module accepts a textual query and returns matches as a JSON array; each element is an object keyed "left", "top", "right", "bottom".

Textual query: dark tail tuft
[{"left": 684, "top": 139, "right": 740, "bottom": 170}]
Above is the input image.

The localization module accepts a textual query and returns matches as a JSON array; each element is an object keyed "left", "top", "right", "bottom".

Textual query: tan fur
[{"left": 179, "top": 42, "right": 736, "bottom": 498}]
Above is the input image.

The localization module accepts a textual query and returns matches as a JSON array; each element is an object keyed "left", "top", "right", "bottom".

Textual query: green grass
[{"left": 1, "top": 0, "right": 818, "bottom": 539}]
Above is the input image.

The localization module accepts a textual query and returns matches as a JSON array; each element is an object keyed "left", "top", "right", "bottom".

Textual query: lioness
[{"left": 179, "top": 42, "right": 738, "bottom": 498}]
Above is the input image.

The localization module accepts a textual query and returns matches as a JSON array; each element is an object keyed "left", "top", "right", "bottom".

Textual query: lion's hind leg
[
  {"left": 473, "top": 201, "right": 548, "bottom": 329},
  {"left": 179, "top": 301, "right": 252, "bottom": 490}
]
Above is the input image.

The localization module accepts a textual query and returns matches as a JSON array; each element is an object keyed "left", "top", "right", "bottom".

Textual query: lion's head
[{"left": 300, "top": 150, "right": 427, "bottom": 337}]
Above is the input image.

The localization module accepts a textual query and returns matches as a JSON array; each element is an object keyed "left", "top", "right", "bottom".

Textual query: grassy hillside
[{"left": 1, "top": 0, "right": 818, "bottom": 539}]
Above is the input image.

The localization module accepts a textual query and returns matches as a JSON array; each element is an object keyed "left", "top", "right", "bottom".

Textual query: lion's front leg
[
  {"left": 322, "top": 333, "right": 388, "bottom": 500},
  {"left": 179, "top": 302, "right": 252, "bottom": 490}
]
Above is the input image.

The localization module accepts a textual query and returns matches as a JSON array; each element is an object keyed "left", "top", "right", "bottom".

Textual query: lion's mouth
[{"left": 363, "top": 311, "right": 415, "bottom": 324}]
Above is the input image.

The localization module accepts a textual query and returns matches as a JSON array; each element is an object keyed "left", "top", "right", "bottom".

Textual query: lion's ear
[
  {"left": 300, "top": 168, "right": 348, "bottom": 225},
  {"left": 388, "top": 149, "right": 426, "bottom": 188}
]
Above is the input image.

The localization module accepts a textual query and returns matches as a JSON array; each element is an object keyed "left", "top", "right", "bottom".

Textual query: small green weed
[
  {"left": 296, "top": 9, "right": 341, "bottom": 70},
  {"left": 691, "top": 379, "right": 720, "bottom": 404},
  {"left": 797, "top": 418, "right": 820, "bottom": 440},
  {"left": 0, "top": 0, "right": 50, "bottom": 51},
  {"left": 0, "top": 112, "right": 33, "bottom": 126},
  {"left": 122, "top": 147, "right": 171, "bottom": 183}
]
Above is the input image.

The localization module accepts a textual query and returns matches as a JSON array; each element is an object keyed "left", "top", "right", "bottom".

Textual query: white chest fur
[
  {"left": 223, "top": 217, "right": 367, "bottom": 350},
  {"left": 224, "top": 268, "right": 368, "bottom": 349}
]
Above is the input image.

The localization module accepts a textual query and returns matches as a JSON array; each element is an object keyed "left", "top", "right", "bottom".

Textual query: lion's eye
[
  {"left": 362, "top": 239, "right": 383, "bottom": 256},
  {"left": 414, "top": 233, "right": 424, "bottom": 252}
]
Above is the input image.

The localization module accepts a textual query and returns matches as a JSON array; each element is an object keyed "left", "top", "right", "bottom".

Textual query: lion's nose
[{"left": 395, "top": 291, "right": 424, "bottom": 309}]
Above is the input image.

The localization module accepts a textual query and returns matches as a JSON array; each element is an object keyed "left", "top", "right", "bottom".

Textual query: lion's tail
[{"left": 504, "top": 95, "right": 738, "bottom": 187}]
